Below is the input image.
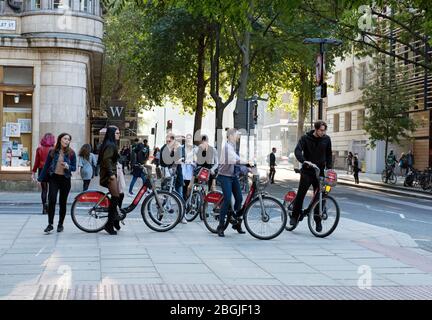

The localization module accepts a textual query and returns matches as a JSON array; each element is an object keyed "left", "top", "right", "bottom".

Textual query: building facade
[
  {"left": 0, "top": 0, "right": 103, "bottom": 189},
  {"left": 326, "top": 53, "right": 431, "bottom": 173}
]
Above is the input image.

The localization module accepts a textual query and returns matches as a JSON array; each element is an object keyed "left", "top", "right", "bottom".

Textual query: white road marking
[
  {"left": 344, "top": 192, "right": 432, "bottom": 211},
  {"left": 399, "top": 214, "right": 405, "bottom": 219},
  {"left": 408, "top": 219, "right": 432, "bottom": 225}
]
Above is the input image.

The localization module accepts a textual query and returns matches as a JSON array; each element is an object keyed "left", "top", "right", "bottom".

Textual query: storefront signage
[{"left": 0, "top": 20, "right": 16, "bottom": 31}]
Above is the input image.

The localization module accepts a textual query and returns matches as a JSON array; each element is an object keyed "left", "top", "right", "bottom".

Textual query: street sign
[{"left": 315, "top": 86, "right": 322, "bottom": 100}]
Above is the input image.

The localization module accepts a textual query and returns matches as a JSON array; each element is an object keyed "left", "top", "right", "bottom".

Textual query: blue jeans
[
  {"left": 129, "top": 172, "right": 147, "bottom": 194},
  {"left": 217, "top": 175, "right": 243, "bottom": 226}
]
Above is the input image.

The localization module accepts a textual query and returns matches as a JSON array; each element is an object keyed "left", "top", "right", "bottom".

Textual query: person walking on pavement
[
  {"left": 128, "top": 139, "right": 149, "bottom": 196},
  {"left": 346, "top": 152, "right": 353, "bottom": 174},
  {"left": 217, "top": 128, "right": 248, "bottom": 237},
  {"left": 398, "top": 152, "right": 408, "bottom": 176},
  {"left": 32, "top": 133, "right": 55, "bottom": 215},
  {"left": 269, "top": 147, "right": 277, "bottom": 184},
  {"left": 290, "top": 120, "right": 333, "bottom": 232},
  {"left": 407, "top": 150, "right": 415, "bottom": 173},
  {"left": 78, "top": 144, "right": 97, "bottom": 191},
  {"left": 38, "top": 133, "right": 77, "bottom": 233},
  {"left": 353, "top": 154, "right": 360, "bottom": 184},
  {"left": 98, "top": 126, "right": 122, "bottom": 235}
]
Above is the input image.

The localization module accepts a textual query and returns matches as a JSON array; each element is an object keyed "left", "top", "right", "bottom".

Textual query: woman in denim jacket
[{"left": 38, "top": 133, "right": 76, "bottom": 233}]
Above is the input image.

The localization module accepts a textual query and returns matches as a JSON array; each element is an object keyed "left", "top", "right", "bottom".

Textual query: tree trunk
[
  {"left": 193, "top": 34, "right": 206, "bottom": 145},
  {"left": 111, "top": 65, "right": 123, "bottom": 100},
  {"left": 215, "top": 100, "right": 224, "bottom": 151}
]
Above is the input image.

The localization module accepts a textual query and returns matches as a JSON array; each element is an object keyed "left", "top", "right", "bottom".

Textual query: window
[
  {"left": 333, "top": 114, "right": 340, "bottom": 132},
  {"left": 54, "top": 0, "right": 71, "bottom": 9},
  {"left": 346, "top": 67, "right": 353, "bottom": 91},
  {"left": 80, "top": 0, "right": 88, "bottom": 12},
  {"left": 1, "top": 67, "right": 33, "bottom": 172},
  {"left": 358, "top": 62, "right": 367, "bottom": 88},
  {"left": 345, "top": 112, "right": 352, "bottom": 131},
  {"left": 334, "top": 71, "right": 341, "bottom": 94},
  {"left": 357, "top": 109, "right": 365, "bottom": 129}
]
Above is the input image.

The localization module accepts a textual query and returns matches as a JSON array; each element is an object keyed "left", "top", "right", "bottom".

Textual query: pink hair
[{"left": 40, "top": 133, "right": 55, "bottom": 147}]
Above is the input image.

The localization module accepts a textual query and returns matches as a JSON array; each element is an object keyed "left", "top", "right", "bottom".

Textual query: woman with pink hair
[{"left": 32, "top": 133, "right": 55, "bottom": 214}]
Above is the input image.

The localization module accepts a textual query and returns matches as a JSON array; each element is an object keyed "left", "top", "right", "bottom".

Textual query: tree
[{"left": 362, "top": 55, "right": 417, "bottom": 166}]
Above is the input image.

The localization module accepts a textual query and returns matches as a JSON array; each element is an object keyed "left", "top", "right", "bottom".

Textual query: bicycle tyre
[
  {"left": 381, "top": 170, "right": 387, "bottom": 183},
  {"left": 71, "top": 191, "right": 109, "bottom": 233},
  {"left": 243, "top": 195, "right": 287, "bottom": 240},
  {"left": 141, "top": 190, "right": 182, "bottom": 232},
  {"left": 202, "top": 200, "right": 230, "bottom": 233},
  {"left": 307, "top": 195, "right": 340, "bottom": 238},
  {"left": 388, "top": 172, "right": 397, "bottom": 184},
  {"left": 185, "top": 190, "right": 203, "bottom": 222}
]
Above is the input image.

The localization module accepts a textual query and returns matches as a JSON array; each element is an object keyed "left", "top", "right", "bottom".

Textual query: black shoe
[
  {"left": 104, "top": 224, "right": 117, "bottom": 235},
  {"left": 315, "top": 219, "right": 323, "bottom": 233},
  {"left": 217, "top": 225, "right": 225, "bottom": 237},
  {"left": 44, "top": 224, "right": 53, "bottom": 233},
  {"left": 113, "top": 220, "right": 121, "bottom": 231},
  {"left": 232, "top": 219, "right": 246, "bottom": 234},
  {"left": 57, "top": 225, "right": 64, "bottom": 233},
  {"left": 289, "top": 215, "right": 298, "bottom": 226}
]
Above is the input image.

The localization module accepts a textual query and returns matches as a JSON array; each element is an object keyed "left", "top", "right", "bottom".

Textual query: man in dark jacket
[
  {"left": 269, "top": 148, "right": 276, "bottom": 184},
  {"left": 290, "top": 120, "right": 333, "bottom": 232}
]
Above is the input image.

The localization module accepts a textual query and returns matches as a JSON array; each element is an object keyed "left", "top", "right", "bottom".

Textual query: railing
[{"left": 0, "top": 0, "right": 101, "bottom": 16}]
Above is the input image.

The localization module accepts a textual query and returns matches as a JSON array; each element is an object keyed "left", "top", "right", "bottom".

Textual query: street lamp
[{"left": 303, "top": 38, "right": 343, "bottom": 120}]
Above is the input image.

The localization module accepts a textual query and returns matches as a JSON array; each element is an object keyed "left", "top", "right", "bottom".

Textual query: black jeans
[
  {"left": 269, "top": 165, "right": 276, "bottom": 182},
  {"left": 292, "top": 172, "right": 320, "bottom": 219},
  {"left": 354, "top": 172, "right": 359, "bottom": 184},
  {"left": 48, "top": 174, "right": 71, "bottom": 226},
  {"left": 38, "top": 168, "right": 48, "bottom": 207},
  {"left": 83, "top": 179, "right": 91, "bottom": 191}
]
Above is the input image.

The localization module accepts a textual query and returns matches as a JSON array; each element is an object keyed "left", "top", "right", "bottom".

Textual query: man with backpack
[{"left": 128, "top": 139, "right": 150, "bottom": 196}]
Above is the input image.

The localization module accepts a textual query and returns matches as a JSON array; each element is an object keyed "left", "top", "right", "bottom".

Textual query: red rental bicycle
[
  {"left": 70, "top": 167, "right": 182, "bottom": 233},
  {"left": 202, "top": 166, "right": 287, "bottom": 240},
  {"left": 283, "top": 163, "right": 340, "bottom": 238}
]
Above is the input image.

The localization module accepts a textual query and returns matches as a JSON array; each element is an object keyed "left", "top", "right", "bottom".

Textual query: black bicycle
[{"left": 381, "top": 165, "right": 397, "bottom": 184}]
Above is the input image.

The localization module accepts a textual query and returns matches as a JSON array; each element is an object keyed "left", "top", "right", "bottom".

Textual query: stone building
[{"left": 0, "top": 0, "right": 103, "bottom": 189}]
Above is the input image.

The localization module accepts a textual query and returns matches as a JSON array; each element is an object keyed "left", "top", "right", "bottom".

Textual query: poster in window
[
  {"left": 18, "top": 119, "right": 31, "bottom": 133},
  {"left": 5, "top": 123, "right": 20, "bottom": 137}
]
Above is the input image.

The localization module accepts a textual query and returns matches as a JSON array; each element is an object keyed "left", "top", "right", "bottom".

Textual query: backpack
[{"left": 136, "top": 146, "right": 149, "bottom": 164}]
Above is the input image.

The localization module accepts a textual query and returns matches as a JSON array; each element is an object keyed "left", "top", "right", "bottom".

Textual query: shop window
[
  {"left": 1, "top": 94, "right": 33, "bottom": 172},
  {"left": 1, "top": 66, "right": 33, "bottom": 173}
]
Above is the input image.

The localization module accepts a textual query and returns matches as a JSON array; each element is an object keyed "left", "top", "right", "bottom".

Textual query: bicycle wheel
[
  {"left": 307, "top": 195, "right": 340, "bottom": 238},
  {"left": 381, "top": 170, "right": 387, "bottom": 183},
  {"left": 141, "top": 191, "right": 182, "bottom": 232},
  {"left": 284, "top": 201, "right": 298, "bottom": 231},
  {"left": 388, "top": 172, "right": 397, "bottom": 184},
  {"left": 71, "top": 191, "right": 110, "bottom": 233},
  {"left": 202, "top": 200, "right": 230, "bottom": 233},
  {"left": 185, "top": 190, "right": 203, "bottom": 222},
  {"left": 243, "top": 196, "right": 287, "bottom": 240}
]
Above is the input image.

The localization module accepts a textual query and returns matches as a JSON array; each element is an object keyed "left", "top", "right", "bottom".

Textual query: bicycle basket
[
  {"left": 324, "top": 170, "right": 337, "bottom": 187},
  {"left": 254, "top": 169, "right": 269, "bottom": 190},
  {"left": 197, "top": 167, "right": 210, "bottom": 183}
]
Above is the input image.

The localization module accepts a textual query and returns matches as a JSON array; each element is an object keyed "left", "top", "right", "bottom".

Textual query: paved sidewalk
[{"left": 1, "top": 212, "right": 432, "bottom": 299}]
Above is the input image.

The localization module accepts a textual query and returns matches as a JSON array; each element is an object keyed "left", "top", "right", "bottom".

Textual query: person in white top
[{"left": 182, "top": 134, "right": 198, "bottom": 199}]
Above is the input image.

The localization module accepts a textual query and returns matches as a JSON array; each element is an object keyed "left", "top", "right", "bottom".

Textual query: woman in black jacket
[
  {"left": 38, "top": 133, "right": 76, "bottom": 233},
  {"left": 98, "top": 126, "right": 121, "bottom": 235}
]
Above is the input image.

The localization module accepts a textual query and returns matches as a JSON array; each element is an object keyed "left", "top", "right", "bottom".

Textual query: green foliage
[{"left": 362, "top": 56, "right": 417, "bottom": 150}]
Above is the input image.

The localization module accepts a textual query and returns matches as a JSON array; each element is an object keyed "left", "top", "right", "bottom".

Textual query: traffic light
[
  {"left": 167, "top": 120, "right": 173, "bottom": 130},
  {"left": 251, "top": 100, "right": 258, "bottom": 124},
  {"left": 151, "top": 128, "right": 155, "bottom": 135}
]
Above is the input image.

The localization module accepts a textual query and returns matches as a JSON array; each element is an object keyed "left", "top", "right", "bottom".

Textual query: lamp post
[{"left": 303, "top": 38, "right": 342, "bottom": 120}]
